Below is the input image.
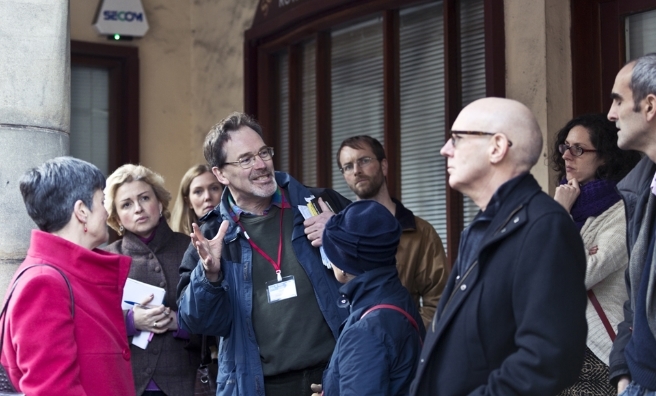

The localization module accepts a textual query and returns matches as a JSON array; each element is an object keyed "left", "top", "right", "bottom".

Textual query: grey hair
[
  {"left": 631, "top": 52, "right": 656, "bottom": 112},
  {"left": 19, "top": 157, "right": 105, "bottom": 233}
]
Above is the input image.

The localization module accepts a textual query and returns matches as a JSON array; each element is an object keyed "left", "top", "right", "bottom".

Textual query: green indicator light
[{"left": 114, "top": 34, "right": 121, "bottom": 40}]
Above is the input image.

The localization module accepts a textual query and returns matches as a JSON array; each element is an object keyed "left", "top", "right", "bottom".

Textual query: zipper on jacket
[
  {"left": 440, "top": 260, "right": 478, "bottom": 319},
  {"left": 437, "top": 204, "right": 523, "bottom": 322}
]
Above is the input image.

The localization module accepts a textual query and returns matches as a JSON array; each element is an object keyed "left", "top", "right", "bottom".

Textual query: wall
[
  {"left": 505, "top": 0, "right": 572, "bottom": 194},
  {"left": 190, "top": 0, "right": 260, "bottom": 164},
  {"left": 70, "top": 0, "right": 258, "bottom": 193},
  {"left": 71, "top": 0, "right": 569, "bottom": 195}
]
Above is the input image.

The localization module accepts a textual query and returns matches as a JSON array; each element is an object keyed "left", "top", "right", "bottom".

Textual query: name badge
[{"left": 266, "top": 276, "right": 297, "bottom": 303}]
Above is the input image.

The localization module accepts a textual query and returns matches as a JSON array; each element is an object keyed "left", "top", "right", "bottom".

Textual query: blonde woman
[
  {"left": 170, "top": 164, "right": 223, "bottom": 235},
  {"left": 104, "top": 164, "right": 199, "bottom": 396}
]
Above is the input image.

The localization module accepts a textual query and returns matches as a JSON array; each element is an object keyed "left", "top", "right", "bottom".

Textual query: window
[
  {"left": 70, "top": 41, "right": 139, "bottom": 175},
  {"left": 245, "top": 0, "right": 505, "bottom": 264},
  {"left": 71, "top": 67, "right": 110, "bottom": 176},
  {"left": 625, "top": 9, "right": 656, "bottom": 61},
  {"left": 572, "top": 0, "right": 656, "bottom": 115},
  {"left": 330, "top": 17, "right": 384, "bottom": 202}
]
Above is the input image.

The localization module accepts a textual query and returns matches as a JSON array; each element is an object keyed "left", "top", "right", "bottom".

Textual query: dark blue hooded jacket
[{"left": 322, "top": 266, "right": 424, "bottom": 396}]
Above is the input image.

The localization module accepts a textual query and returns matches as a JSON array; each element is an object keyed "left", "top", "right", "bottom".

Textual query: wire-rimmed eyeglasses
[
  {"left": 558, "top": 144, "right": 597, "bottom": 157},
  {"left": 223, "top": 147, "right": 274, "bottom": 169},
  {"left": 449, "top": 131, "right": 514, "bottom": 148},
  {"left": 339, "top": 157, "right": 376, "bottom": 174}
]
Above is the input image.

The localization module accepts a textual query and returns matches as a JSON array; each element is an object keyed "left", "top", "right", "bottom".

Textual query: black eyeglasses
[
  {"left": 223, "top": 147, "right": 274, "bottom": 169},
  {"left": 558, "top": 144, "right": 597, "bottom": 157},
  {"left": 339, "top": 157, "right": 376, "bottom": 174},
  {"left": 449, "top": 131, "right": 513, "bottom": 148}
]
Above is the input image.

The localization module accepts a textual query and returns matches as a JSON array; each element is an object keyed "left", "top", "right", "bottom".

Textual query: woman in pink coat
[{"left": 0, "top": 157, "right": 136, "bottom": 396}]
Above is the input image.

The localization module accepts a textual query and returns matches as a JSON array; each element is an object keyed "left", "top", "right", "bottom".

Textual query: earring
[
  {"left": 83, "top": 223, "right": 88, "bottom": 233},
  {"left": 119, "top": 225, "right": 124, "bottom": 233},
  {"left": 341, "top": 270, "right": 347, "bottom": 277},
  {"left": 159, "top": 211, "right": 162, "bottom": 218}
]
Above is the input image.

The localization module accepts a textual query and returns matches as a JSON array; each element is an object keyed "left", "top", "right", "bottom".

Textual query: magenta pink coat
[{"left": 1, "top": 230, "right": 136, "bottom": 396}]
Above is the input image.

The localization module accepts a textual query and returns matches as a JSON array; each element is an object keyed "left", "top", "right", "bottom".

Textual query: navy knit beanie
[{"left": 322, "top": 200, "right": 401, "bottom": 275}]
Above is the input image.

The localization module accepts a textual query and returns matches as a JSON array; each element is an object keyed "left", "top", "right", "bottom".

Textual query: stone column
[{"left": 0, "top": 0, "right": 70, "bottom": 292}]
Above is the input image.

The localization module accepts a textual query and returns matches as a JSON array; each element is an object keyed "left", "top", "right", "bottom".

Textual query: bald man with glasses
[{"left": 410, "top": 97, "right": 588, "bottom": 396}]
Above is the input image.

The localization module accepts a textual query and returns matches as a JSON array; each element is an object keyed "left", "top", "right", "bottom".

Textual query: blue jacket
[
  {"left": 410, "top": 173, "right": 588, "bottom": 396},
  {"left": 178, "top": 172, "right": 349, "bottom": 396},
  {"left": 322, "top": 266, "right": 424, "bottom": 396}
]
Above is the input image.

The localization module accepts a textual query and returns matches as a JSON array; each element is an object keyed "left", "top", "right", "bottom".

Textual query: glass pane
[
  {"left": 277, "top": 50, "right": 290, "bottom": 174},
  {"left": 399, "top": 2, "right": 447, "bottom": 251},
  {"left": 70, "top": 66, "right": 109, "bottom": 176},
  {"left": 331, "top": 16, "right": 384, "bottom": 201},
  {"left": 302, "top": 39, "right": 317, "bottom": 186},
  {"left": 459, "top": 0, "right": 486, "bottom": 225},
  {"left": 626, "top": 9, "right": 656, "bottom": 61}
]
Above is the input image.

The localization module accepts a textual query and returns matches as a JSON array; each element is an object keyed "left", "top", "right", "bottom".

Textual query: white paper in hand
[{"left": 122, "top": 278, "right": 166, "bottom": 349}]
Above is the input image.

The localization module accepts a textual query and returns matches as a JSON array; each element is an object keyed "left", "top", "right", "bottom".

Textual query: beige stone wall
[
  {"left": 504, "top": 0, "right": 572, "bottom": 195},
  {"left": 70, "top": 0, "right": 258, "bottom": 194},
  {"left": 71, "top": 0, "right": 570, "bottom": 196},
  {"left": 190, "top": 0, "right": 260, "bottom": 165}
]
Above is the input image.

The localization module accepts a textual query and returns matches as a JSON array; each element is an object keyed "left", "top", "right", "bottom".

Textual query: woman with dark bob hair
[
  {"left": 0, "top": 157, "right": 135, "bottom": 396},
  {"left": 551, "top": 114, "right": 640, "bottom": 395}
]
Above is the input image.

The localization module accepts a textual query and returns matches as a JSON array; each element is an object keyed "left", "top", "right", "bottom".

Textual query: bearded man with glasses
[
  {"left": 336, "top": 135, "right": 449, "bottom": 329},
  {"left": 410, "top": 97, "right": 588, "bottom": 396},
  {"left": 176, "top": 112, "right": 351, "bottom": 396}
]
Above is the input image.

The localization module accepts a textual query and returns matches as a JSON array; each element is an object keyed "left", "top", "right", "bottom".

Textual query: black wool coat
[{"left": 410, "top": 173, "right": 588, "bottom": 396}]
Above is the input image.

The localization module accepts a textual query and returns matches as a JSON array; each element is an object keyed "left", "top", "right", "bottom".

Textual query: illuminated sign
[{"left": 94, "top": 0, "right": 149, "bottom": 38}]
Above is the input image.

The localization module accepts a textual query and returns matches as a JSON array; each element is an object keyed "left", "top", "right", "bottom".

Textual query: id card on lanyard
[{"left": 238, "top": 196, "right": 297, "bottom": 303}]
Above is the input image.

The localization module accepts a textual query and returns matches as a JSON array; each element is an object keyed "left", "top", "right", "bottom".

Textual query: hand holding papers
[
  {"left": 122, "top": 278, "right": 166, "bottom": 349},
  {"left": 301, "top": 196, "right": 336, "bottom": 268}
]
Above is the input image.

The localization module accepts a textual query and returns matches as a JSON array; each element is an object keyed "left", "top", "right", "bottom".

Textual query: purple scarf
[{"left": 561, "top": 178, "right": 621, "bottom": 230}]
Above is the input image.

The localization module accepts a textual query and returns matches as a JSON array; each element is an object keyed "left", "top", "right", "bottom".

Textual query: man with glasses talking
[
  {"left": 336, "top": 135, "right": 449, "bottom": 328},
  {"left": 177, "top": 112, "right": 350, "bottom": 396},
  {"left": 410, "top": 97, "right": 588, "bottom": 396}
]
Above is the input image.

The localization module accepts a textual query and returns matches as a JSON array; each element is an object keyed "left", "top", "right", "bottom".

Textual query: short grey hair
[
  {"left": 631, "top": 52, "right": 656, "bottom": 112},
  {"left": 19, "top": 157, "right": 105, "bottom": 233}
]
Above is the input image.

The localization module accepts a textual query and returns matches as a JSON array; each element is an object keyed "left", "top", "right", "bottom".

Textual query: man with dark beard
[{"left": 336, "top": 135, "right": 449, "bottom": 327}]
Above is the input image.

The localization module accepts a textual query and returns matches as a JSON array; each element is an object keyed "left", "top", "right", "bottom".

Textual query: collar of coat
[
  {"left": 120, "top": 219, "right": 176, "bottom": 254},
  {"left": 391, "top": 197, "right": 417, "bottom": 231}
]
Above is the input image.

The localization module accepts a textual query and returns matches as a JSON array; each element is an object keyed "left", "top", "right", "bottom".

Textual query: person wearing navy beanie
[{"left": 312, "top": 200, "right": 425, "bottom": 396}]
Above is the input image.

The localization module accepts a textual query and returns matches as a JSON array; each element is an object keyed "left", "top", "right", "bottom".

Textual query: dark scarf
[{"left": 562, "top": 178, "right": 621, "bottom": 230}]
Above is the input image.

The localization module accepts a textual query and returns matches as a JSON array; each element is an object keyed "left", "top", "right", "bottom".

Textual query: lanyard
[{"left": 238, "top": 204, "right": 285, "bottom": 282}]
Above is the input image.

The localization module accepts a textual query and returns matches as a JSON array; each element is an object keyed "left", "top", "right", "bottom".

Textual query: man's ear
[
  {"left": 645, "top": 94, "right": 656, "bottom": 122},
  {"left": 489, "top": 134, "right": 510, "bottom": 164},
  {"left": 212, "top": 167, "right": 229, "bottom": 185}
]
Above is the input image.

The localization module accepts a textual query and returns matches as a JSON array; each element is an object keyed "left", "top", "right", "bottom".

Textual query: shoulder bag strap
[
  {"left": 0, "top": 264, "right": 74, "bottom": 353},
  {"left": 587, "top": 289, "right": 616, "bottom": 341},
  {"left": 360, "top": 304, "right": 423, "bottom": 345}
]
